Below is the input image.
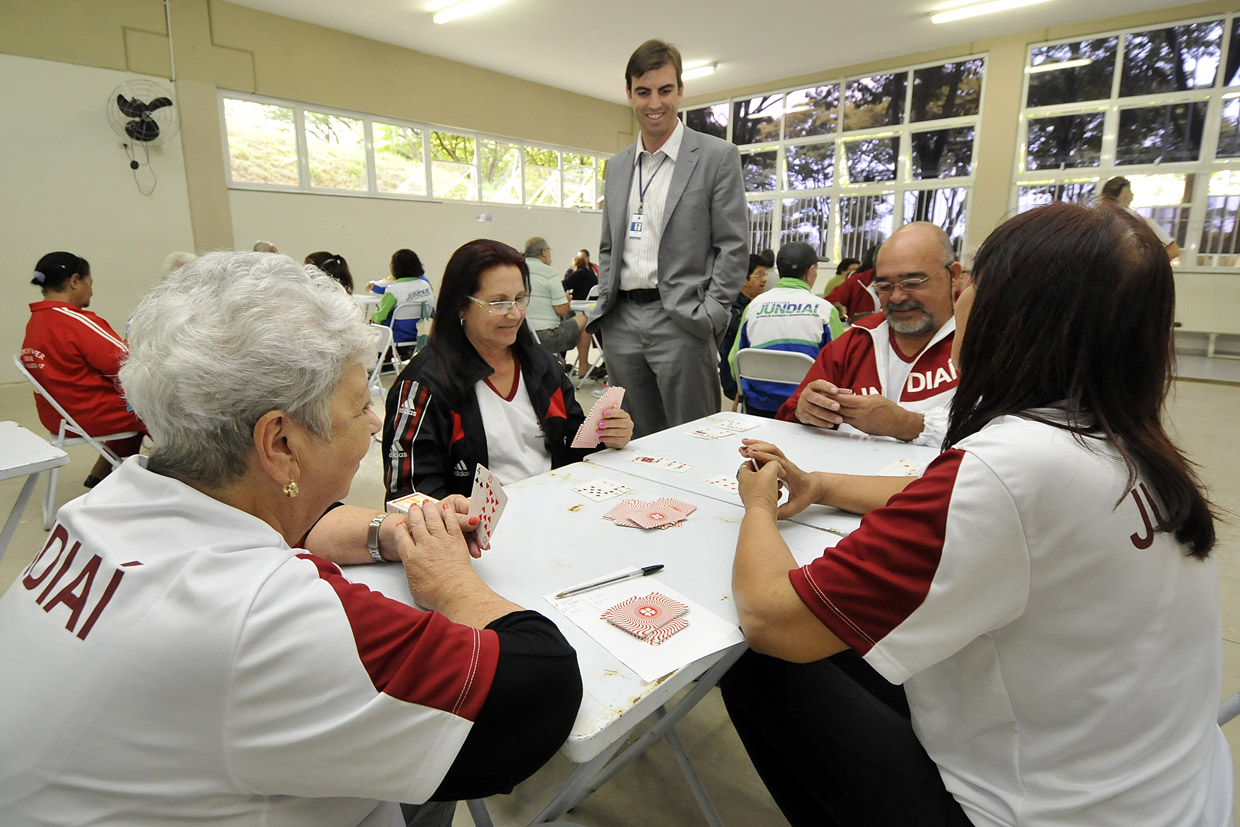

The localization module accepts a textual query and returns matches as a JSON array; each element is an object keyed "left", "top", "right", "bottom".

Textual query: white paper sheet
[{"left": 545, "top": 573, "right": 744, "bottom": 684}]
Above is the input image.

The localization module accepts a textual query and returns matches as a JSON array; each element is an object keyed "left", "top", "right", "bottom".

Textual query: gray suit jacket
[{"left": 590, "top": 126, "right": 748, "bottom": 347}]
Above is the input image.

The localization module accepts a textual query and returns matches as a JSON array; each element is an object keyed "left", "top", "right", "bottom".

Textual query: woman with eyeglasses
[{"left": 383, "top": 239, "right": 633, "bottom": 504}]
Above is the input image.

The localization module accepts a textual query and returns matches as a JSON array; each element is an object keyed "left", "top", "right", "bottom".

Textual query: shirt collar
[{"left": 634, "top": 118, "right": 684, "bottom": 166}]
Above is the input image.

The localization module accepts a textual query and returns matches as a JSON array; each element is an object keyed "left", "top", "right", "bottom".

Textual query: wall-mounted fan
[{"left": 106, "top": 79, "right": 180, "bottom": 146}]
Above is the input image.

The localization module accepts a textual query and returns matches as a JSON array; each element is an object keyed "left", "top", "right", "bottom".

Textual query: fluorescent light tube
[
  {"left": 682, "top": 63, "right": 717, "bottom": 81},
  {"left": 931, "top": 0, "right": 1053, "bottom": 24},
  {"left": 433, "top": 0, "right": 505, "bottom": 24}
]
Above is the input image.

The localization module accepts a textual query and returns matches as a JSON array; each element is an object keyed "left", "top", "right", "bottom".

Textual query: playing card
[
  {"left": 705, "top": 415, "right": 760, "bottom": 433},
  {"left": 629, "top": 455, "right": 692, "bottom": 472},
  {"left": 704, "top": 475, "right": 741, "bottom": 495},
  {"left": 468, "top": 464, "right": 507, "bottom": 547},
  {"left": 386, "top": 491, "right": 439, "bottom": 514},
  {"left": 572, "top": 478, "right": 632, "bottom": 502},
  {"left": 602, "top": 592, "right": 689, "bottom": 639},
  {"left": 628, "top": 506, "right": 682, "bottom": 529},
  {"left": 571, "top": 386, "right": 626, "bottom": 449},
  {"left": 652, "top": 497, "right": 696, "bottom": 517},
  {"left": 645, "top": 616, "right": 690, "bottom": 645},
  {"left": 685, "top": 426, "right": 735, "bottom": 441},
  {"left": 877, "top": 458, "right": 925, "bottom": 477}
]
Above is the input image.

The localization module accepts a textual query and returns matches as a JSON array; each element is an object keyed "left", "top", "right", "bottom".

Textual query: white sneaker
[{"left": 590, "top": 383, "right": 611, "bottom": 398}]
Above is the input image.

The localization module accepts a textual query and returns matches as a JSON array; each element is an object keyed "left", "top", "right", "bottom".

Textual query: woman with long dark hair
[
  {"left": 722, "top": 203, "right": 1228, "bottom": 826},
  {"left": 382, "top": 239, "right": 632, "bottom": 503}
]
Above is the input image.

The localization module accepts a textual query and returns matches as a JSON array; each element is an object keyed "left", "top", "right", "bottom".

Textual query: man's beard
[{"left": 885, "top": 299, "right": 937, "bottom": 336}]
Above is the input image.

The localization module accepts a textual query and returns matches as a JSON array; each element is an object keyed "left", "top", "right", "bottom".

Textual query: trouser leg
[{"left": 720, "top": 649, "right": 971, "bottom": 827}]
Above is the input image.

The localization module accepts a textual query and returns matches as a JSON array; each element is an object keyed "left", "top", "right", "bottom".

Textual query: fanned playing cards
[
  {"left": 602, "top": 497, "right": 696, "bottom": 530},
  {"left": 572, "top": 386, "right": 625, "bottom": 448},
  {"left": 468, "top": 464, "right": 507, "bottom": 547},
  {"left": 602, "top": 592, "right": 690, "bottom": 645}
]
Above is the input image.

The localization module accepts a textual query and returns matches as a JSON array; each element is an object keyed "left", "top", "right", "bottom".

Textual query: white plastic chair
[
  {"left": 12, "top": 355, "right": 141, "bottom": 528},
  {"left": 1220, "top": 691, "right": 1240, "bottom": 726},
  {"left": 733, "top": 348, "right": 815, "bottom": 414},
  {"left": 575, "top": 285, "right": 606, "bottom": 389},
  {"left": 384, "top": 300, "right": 432, "bottom": 373},
  {"left": 367, "top": 324, "right": 394, "bottom": 400}
]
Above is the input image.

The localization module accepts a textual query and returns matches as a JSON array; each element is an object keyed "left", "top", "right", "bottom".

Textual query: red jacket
[
  {"left": 775, "top": 314, "right": 958, "bottom": 423},
  {"left": 825, "top": 268, "right": 878, "bottom": 319},
  {"left": 21, "top": 301, "right": 145, "bottom": 437}
]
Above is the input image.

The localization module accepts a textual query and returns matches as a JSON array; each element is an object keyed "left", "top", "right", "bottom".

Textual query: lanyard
[{"left": 637, "top": 153, "right": 668, "bottom": 214}]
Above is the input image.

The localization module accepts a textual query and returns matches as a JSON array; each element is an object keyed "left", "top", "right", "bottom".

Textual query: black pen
[{"left": 554, "top": 564, "right": 665, "bottom": 599}]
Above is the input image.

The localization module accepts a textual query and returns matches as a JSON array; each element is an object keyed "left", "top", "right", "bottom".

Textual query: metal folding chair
[
  {"left": 733, "top": 348, "right": 815, "bottom": 414},
  {"left": 384, "top": 300, "right": 432, "bottom": 374},
  {"left": 12, "top": 355, "right": 141, "bottom": 528}
]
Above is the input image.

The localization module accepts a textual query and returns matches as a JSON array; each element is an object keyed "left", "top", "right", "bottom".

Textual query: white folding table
[
  {"left": 586, "top": 413, "right": 941, "bottom": 534},
  {"left": 344, "top": 460, "right": 836, "bottom": 826},
  {"left": 0, "top": 421, "right": 69, "bottom": 562}
]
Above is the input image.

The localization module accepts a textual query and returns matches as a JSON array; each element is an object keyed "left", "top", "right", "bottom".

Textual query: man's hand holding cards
[{"left": 469, "top": 464, "right": 508, "bottom": 550}]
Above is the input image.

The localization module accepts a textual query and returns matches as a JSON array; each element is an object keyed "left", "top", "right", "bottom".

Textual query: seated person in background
[
  {"left": 21, "top": 251, "right": 146, "bottom": 487},
  {"left": 1098, "top": 175, "right": 1182, "bottom": 261},
  {"left": 372, "top": 248, "right": 435, "bottom": 356},
  {"left": 826, "top": 242, "right": 881, "bottom": 321},
  {"left": 562, "top": 251, "right": 599, "bottom": 378},
  {"left": 719, "top": 250, "right": 773, "bottom": 404},
  {"left": 777, "top": 223, "right": 958, "bottom": 446},
  {"left": 252, "top": 240, "right": 278, "bottom": 253},
  {"left": 564, "top": 248, "right": 600, "bottom": 280},
  {"left": 523, "top": 237, "right": 587, "bottom": 359},
  {"left": 728, "top": 243, "right": 843, "bottom": 418},
  {"left": 819, "top": 256, "right": 860, "bottom": 297},
  {"left": 725, "top": 203, "right": 1230, "bottom": 827},
  {"left": 305, "top": 250, "right": 354, "bottom": 293},
  {"left": 0, "top": 251, "right": 582, "bottom": 826},
  {"left": 384, "top": 240, "right": 632, "bottom": 502}
]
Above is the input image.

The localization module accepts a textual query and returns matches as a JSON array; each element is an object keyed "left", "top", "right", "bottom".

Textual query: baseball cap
[{"left": 776, "top": 242, "right": 818, "bottom": 279}]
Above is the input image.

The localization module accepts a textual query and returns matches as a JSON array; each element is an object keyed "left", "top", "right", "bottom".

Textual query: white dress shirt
[{"left": 618, "top": 119, "right": 684, "bottom": 291}]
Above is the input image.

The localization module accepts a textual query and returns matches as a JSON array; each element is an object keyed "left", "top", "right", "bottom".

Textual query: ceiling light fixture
[
  {"left": 1026, "top": 58, "right": 1093, "bottom": 74},
  {"left": 682, "top": 63, "right": 717, "bottom": 81},
  {"left": 432, "top": 0, "right": 506, "bottom": 24},
  {"left": 930, "top": 0, "right": 1053, "bottom": 25}
]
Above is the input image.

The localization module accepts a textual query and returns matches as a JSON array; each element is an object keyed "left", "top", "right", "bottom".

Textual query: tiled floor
[{"left": 1, "top": 367, "right": 1237, "bottom": 826}]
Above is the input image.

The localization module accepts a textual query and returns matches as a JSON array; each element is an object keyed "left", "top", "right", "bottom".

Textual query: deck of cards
[
  {"left": 602, "top": 497, "right": 696, "bottom": 530},
  {"left": 602, "top": 592, "right": 690, "bottom": 645},
  {"left": 386, "top": 491, "right": 439, "bottom": 513}
]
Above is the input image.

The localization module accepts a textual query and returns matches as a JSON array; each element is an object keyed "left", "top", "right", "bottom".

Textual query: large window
[
  {"left": 222, "top": 93, "right": 607, "bottom": 211},
  {"left": 1014, "top": 13, "right": 1240, "bottom": 268},
  {"left": 683, "top": 54, "right": 983, "bottom": 265}
]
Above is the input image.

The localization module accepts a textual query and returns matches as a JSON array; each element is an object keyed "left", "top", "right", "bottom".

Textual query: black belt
[{"left": 619, "top": 288, "right": 661, "bottom": 304}]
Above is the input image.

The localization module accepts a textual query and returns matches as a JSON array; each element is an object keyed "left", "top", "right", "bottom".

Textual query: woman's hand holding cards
[
  {"left": 740, "top": 439, "right": 817, "bottom": 520},
  {"left": 598, "top": 408, "right": 634, "bottom": 449}
]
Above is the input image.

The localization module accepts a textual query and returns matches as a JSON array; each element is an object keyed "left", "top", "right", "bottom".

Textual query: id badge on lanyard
[
  {"left": 628, "top": 211, "right": 644, "bottom": 240},
  {"left": 630, "top": 153, "right": 667, "bottom": 241}
]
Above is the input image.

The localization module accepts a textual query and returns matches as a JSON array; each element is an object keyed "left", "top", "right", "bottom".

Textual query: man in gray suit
[{"left": 589, "top": 39, "right": 748, "bottom": 437}]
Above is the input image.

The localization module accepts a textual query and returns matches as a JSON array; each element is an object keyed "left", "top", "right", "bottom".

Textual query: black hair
[
  {"left": 1101, "top": 176, "right": 1131, "bottom": 200},
  {"left": 390, "top": 248, "right": 425, "bottom": 280},
  {"left": 429, "top": 239, "right": 533, "bottom": 399},
  {"left": 305, "top": 251, "right": 353, "bottom": 293},
  {"left": 946, "top": 202, "right": 1214, "bottom": 557},
  {"left": 32, "top": 251, "right": 89, "bottom": 291},
  {"left": 749, "top": 250, "right": 775, "bottom": 275},
  {"left": 836, "top": 257, "right": 860, "bottom": 275},
  {"left": 859, "top": 242, "right": 882, "bottom": 272}
]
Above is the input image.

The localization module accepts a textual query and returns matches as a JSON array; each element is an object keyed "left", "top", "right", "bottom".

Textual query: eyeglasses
[
  {"left": 467, "top": 294, "right": 531, "bottom": 315},
  {"left": 872, "top": 265, "right": 950, "bottom": 295}
]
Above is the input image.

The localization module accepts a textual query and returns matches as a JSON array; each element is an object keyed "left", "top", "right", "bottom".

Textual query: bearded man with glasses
[{"left": 776, "top": 223, "right": 960, "bottom": 446}]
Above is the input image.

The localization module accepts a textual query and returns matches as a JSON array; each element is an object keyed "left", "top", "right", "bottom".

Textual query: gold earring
[{"left": 282, "top": 480, "right": 299, "bottom": 498}]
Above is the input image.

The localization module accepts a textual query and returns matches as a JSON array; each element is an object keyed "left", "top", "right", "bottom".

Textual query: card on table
[
  {"left": 686, "top": 426, "right": 736, "bottom": 441},
  {"left": 602, "top": 591, "right": 689, "bottom": 639},
  {"left": 704, "top": 474, "right": 741, "bottom": 495},
  {"left": 629, "top": 455, "right": 693, "bottom": 472},
  {"left": 602, "top": 497, "right": 695, "bottom": 530},
  {"left": 571, "top": 386, "right": 626, "bottom": 449},
  {"left": 705, "top": 414, "right": 761, "bottom": 433},
  {"left": 876, "top": 458, "right": 926, "bottom": 477},
  {"left": 468, "top": 464, "right": 508, "bottom": 547},
  {"left": 572, "top": 478, "right": 633, "bottom": 502}
]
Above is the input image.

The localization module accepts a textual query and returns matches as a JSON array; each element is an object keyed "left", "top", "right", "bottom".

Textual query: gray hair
[
  {"left": 523, "top": 237, "right": 549, "bottom": 259},
  {"left": 120, "top": 251, "right": 377, "bottom": 487},
  {"left": 252, "top": 240, "right": 278, "bottom": 253}
]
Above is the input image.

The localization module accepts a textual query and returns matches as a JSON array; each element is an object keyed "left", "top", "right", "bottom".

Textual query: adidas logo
[
  {"left": 398, "top": 401, "right": 418, "bottom": 415},
  {"left": 388, "top": 445, "right": 407, "bottom": 459},
  {"left": 454, "top": 460, "right": 469, "bottom": 477}
]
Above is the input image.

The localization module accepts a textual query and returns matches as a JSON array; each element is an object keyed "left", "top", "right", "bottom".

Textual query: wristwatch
[{"left": 366, "top": 513, "right": 386, "bottom": 563}]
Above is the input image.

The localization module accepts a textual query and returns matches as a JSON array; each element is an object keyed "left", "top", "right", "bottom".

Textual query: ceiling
[{"left": 227, "top": 0, "right": 1209, "bottom": 104}]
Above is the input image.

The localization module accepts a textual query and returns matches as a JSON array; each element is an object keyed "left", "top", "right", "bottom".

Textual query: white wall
[
  {"left": 229, "top": 190, "right": 606, "bottom": 291},
  {"left": 0, "top": 54, "right": 195, "bottom": 384}
]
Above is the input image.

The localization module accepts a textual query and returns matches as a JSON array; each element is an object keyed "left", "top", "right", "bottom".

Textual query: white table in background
[
  {"left": 0, "top": 421, "right": 69, "bottom": 562},
  {"left": 344, "top": 460, "right": 834, "bottom": 826},
  {"left": 586, "top": 413, "right": 941, "bottom": 534}
]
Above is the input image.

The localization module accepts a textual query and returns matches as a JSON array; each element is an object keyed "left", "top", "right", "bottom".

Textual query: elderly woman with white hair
[{"left": 0, "top": 252, "right": 581, "bottom": 827}]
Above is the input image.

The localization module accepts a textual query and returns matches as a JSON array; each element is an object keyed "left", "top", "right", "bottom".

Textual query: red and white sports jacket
[
  {"left": 21, "top": 300, "right": 144, "bottom": 437},
  {"left": 776, "top": 315, "right": 957, "bottom": 445}
]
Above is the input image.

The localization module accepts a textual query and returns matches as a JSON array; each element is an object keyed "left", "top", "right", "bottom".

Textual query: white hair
[
  {"left": 120, "top": 251, "right": 377, "bottom": 487},
  {"left": 161, "top": 251, "right": 197, "bottom": 276}
]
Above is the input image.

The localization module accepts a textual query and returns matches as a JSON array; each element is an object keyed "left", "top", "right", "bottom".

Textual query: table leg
[
  {"left": 525, "top": 644, "right": 746, "bottom": 824},
  {"left": 665, "top": 725, "right": 724, "bottom": 827},
  {"left": 0, "top": 472, "right": 40, "bottom": 564}
]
